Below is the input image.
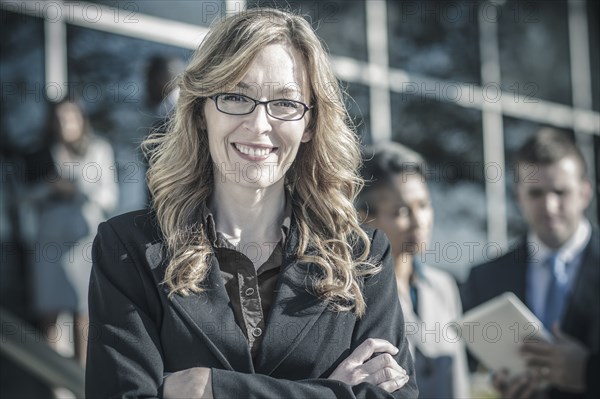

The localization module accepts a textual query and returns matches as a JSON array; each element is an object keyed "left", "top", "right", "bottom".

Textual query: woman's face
[
  {"left": 369, "top": 173, "right": 434, "bottom": 256},
  {"left": 204, "top": 43, "right": 313, "bottom": 190},
  {"left": 56, "top": 102, "right": 85, "bottom": 143}
]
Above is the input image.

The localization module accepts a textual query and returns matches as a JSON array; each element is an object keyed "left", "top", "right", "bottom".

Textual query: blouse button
[
  {"left": 245, "top": 287, "right": 255, "bottom": 296},
  {"left": 252, "top": 327, "right": 262, "bottom": 337}
]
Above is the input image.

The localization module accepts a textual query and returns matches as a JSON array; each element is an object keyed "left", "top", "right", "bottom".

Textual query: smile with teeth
[{"left": 234, "top": 143, "right": 275, "bottom": 157}]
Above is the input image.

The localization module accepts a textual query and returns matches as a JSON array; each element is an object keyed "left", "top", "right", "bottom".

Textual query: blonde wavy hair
[{"left": 143, "top": 8, "right": 379, "bottom": 316}]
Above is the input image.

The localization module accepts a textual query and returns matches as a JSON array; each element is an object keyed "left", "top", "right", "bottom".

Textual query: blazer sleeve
[
  {"left": 86, "top": 221, "right": 165, "bottom": 399},
  {"left": 210, "top": 229, "right": 418, "bottom": 399},
  {"left": 586, "top": 353, "right": 600, "bottom": 399}
]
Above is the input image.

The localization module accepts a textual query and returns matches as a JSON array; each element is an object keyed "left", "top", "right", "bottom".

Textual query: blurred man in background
[{"left": 463, "top": 128, "right": 599, "bottom": 398}]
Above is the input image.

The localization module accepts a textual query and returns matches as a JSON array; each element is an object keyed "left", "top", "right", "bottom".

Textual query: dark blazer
[
  {"left": 86, "top": 210, "right": 418, "bottom": 398},
  {"left": 462, "top": 228, "right": 600, "bottom": 398}
]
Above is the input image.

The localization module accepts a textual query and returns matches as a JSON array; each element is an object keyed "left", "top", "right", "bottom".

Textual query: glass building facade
[{"left": 2, "top": 0, "right": 598, "bottom": 282}]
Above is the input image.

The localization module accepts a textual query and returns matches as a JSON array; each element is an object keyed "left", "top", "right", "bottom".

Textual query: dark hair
[
  {"left": 515, "top": 127, "right": 587, "bottom": 181},
  {"left": 357, "top": 141, "right": 426, "bottom": 212},
  {"left": 46, "top": 98, "right": 90, "bottom": 143},
  {"left": 146, "top": 55, "right": 183, "bottom": 106}
]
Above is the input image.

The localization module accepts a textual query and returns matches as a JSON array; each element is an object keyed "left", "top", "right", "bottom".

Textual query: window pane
[
  {"left": 0, "top": 9, "right": 47, "bottom": 322},
  {"left": 246, "top": 0, "right": 368, "bottom": 61},
  {"left": 498, "top": 0, "right": 572, "bottom": 106},
  {"left": 387, "top": 0, "right": 480, "bottom": 84},
  {"left": 391, "top": 95, "right": 483, "bottom": 168},
  {"left": 1, "top": 11, "right": 46, "bottom": 151},
  {"left": 391, "top": 93, "right": 485, "bottom": 280},
  {"left": 67, "top": 25, "right": 191, "bottom": 214}
]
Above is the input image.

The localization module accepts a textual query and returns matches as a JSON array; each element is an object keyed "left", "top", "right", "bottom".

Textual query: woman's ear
[{"left": 301, "top": 129, "right": 314, "bottom": 143}]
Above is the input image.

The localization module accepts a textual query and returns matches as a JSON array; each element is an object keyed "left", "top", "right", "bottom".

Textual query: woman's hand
[
  {"left": 328, "top": 338, "right": 409, "bottom": 392},
  {"left": 163, "top": 367, "right": 213, "bottom": 399}
]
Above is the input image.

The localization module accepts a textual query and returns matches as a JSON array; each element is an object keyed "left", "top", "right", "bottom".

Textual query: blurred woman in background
[
  {"left": 358, "top": 142, "right": 470, "bottom": 399},
  {"left": 31, "top": 99, "right": 117, "bottom": 365}
]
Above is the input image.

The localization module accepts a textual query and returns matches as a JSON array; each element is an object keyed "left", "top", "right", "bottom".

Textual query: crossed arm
[
  {"left": 86, "top": 221, "right": 417, "bottom": 398},
  {"left": 164, "top": 338, "right": 410, "bottom": 398}
]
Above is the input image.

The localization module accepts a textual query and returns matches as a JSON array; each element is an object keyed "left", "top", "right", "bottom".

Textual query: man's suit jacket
[
  {"left": 85, "top": 210, "right": 418, "bottom": 398},
  {"left": 462, "top": 228, "right": 599, "bottom": 398}
]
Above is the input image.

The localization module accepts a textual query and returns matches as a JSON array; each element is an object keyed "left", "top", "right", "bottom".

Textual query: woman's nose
[{"left": 244, "top": 103, "right": 273, "bottom": 135}]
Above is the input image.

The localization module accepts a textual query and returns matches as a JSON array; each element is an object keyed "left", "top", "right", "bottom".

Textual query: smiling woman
[
  {"left": 85, "top": 8, "right": 418, "bottom": 399},
  {"left": 204, "top": 43, "right": 313, "bottom": 190}
]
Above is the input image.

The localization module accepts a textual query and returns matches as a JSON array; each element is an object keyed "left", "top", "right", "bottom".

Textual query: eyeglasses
[{"left": 208, "top": 93, "right": 313, "bottom": 121}]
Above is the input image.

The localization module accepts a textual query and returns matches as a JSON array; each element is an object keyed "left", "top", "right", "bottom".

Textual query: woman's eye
[
  {"left": 222, "top": 94, "right": 248, "bottom": 102},
  {"left": 273, "top": 100, "right": 300, "bottom": 109}
]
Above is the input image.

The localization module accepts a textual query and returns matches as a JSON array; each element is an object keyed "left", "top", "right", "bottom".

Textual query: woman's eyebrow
[
  {"left": 275, "top": 85, "right": 302, "bottom": 97},
  {"left": 234, "top": 81, "right": 303, "bottom": 99},
  {"left": 236, "top": 81, "right": 252, "bottom": 90}
]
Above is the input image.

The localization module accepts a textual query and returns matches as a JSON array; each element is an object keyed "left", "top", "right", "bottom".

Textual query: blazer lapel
[
  {"left": 513, "top": 240, "right": 529, "bottom": 303},
  {"left": 253, "top": 260, "right": 329, "bottom": 375},
  {"left": 147, "top": 243, "right": 253, "bottom": 373},
  {"left": 561, "top": 228, "right": 599, "bottom": 336},
  {"left": 254, "top": 220, "right": 329, "bottom": 375}
]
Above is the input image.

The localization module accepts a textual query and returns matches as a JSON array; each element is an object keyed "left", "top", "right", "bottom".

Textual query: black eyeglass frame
[{"left": 208, "top": 93, "right": 313, "bottom": 121}]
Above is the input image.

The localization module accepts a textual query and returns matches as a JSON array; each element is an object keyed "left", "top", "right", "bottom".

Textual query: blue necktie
[{"left": 542, "top": 253, "right": 568, "bottom": 330}]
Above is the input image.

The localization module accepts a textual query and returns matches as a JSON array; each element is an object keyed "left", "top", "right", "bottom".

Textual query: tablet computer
[{"left": 454, "top": 292, "right": 552, "bottom": 375}]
